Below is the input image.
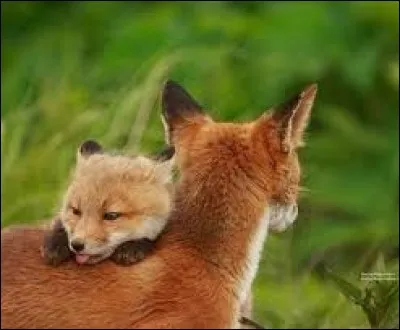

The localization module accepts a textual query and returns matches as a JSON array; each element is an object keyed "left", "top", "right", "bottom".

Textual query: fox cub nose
[{"left": 70, "top": 240, "right": 85, "bottom": 253}]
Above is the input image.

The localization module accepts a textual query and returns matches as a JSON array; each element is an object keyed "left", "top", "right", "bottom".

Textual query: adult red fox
[{"left": 1, "top": 80, "right": 317, "bottom": 328}]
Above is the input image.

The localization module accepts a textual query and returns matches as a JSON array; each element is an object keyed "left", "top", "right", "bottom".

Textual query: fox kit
[
  {"left": 41, "top": 141, "right": 175, "bottom": 267},
  {"left": 1, "top": 80, "right": 316, "bottom": 328}
]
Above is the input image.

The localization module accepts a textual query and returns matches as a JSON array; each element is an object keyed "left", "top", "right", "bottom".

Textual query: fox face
[
  {"left": 161, "top": 81, "right": 317, "bottom": 235},
  {"left": 59, "top": 140, "right": 174, "bottom": 264}
]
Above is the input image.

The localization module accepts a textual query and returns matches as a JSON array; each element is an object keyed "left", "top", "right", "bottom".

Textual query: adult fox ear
[
  {"left": 271, "top": 84, "right": 318, "bottom": 152},
  {"left": 161, "top": 80, "right": 208, "bottom": 146},
  {"left": 77, "top": 140, "right": 103, "bottom": 162}
]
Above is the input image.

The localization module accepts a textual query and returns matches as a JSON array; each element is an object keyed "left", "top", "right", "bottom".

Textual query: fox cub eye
[
  {"left": 103, "top": 212, "right": 121, "bottom": 221},
  {"left": 72, "top": 207, "right": 81, "bottom": 216}
]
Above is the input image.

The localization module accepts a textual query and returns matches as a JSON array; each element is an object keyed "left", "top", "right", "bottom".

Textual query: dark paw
[
  {"left": 42, "top": 243, "right": 72, "bottom": 266},
  {"left": 41, "top": 219, "right": 73, "bottom": 266},
  {"left": 110, "top": 239, "right": 154, "bottom": 266}
]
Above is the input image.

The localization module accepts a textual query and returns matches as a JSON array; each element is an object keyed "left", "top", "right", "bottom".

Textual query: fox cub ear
[
  {"left": 152, "top": 146, "right": 175, "bottom": 163},
  {"left": 161, "top": 80, "right": 207, "bottom": 146},
  {"left": 77, "top": 140, "right": 103, "bottom": 161},
  {"left": 151, "top": 146, "right": 176, "bottom": 184},
  {"left": 154, "top": 156, "right": 175, "bottom": 184},
  {"left": 272, "top": 84, "right": 317, "bottom": 152}
]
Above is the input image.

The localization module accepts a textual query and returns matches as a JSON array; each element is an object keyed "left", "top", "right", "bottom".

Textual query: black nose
[{"left": 70, "top": 240, "right": 85, "bottom": 252}]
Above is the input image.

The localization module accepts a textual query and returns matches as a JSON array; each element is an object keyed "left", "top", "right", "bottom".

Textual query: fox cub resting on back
[
  {"left": 41, "top": 140, "right": 175, "bottom": 267},
  {"left": 41, "top": 139, "right": 262, "bottom": 328}
]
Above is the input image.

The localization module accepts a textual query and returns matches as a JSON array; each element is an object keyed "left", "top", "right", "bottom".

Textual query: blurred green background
[{"left": 1, "top": 1, "right": 399, "bottom": 328}]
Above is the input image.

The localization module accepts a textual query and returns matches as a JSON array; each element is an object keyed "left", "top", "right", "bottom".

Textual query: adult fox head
[{"left": 162, "top": 80, "right": 317, "bottom": 234}]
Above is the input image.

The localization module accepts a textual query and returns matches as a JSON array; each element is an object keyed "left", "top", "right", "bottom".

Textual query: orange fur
[{"left": 1, "top": 81, "right": 317, "bottom": 328}]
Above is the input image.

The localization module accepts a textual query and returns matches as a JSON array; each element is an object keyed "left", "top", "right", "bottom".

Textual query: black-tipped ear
[
  {"left": 78, "top": 140, "right": 103, "bottom": 159},
  {"left": 272, "top": 84, "right": 317, "bottom": 152},
  {"left": 162, "top": 80, "right": 203, "bottom": 120},
  {"left": 161, "top": 80, "right": 206, "bottom": 145}
]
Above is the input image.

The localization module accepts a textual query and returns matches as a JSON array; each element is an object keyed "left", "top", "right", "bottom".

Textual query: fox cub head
[
  {"left": 59, "top": 140, "right": 175, "bottom": 264},
  {"left": 161, "top": 81, "right": 317, "bottom": 232}
]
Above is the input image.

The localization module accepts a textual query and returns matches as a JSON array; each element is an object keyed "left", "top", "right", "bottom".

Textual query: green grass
[{"left": 1, "top": 2, "right": 398, "bottom": 328}]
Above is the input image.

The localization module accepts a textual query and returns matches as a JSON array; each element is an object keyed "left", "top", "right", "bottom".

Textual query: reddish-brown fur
[{"left": 1, "top": 81, "right": 317, "bottom": 328}]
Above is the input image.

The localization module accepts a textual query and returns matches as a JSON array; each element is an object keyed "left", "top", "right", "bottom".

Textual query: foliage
[
  {"left": 1, "top": 1, "right": 398, "bottom": 328},
  {"left": 315, "top": 254, "right": 399, "bottom": 328}
]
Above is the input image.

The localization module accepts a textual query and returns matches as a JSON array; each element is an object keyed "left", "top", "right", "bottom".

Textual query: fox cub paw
[
  {"left": 110, "top": 239, "right": 154, "bottom": 266},
  {"left": 41, "top": 218, "right": 73, "bottom": 266}
]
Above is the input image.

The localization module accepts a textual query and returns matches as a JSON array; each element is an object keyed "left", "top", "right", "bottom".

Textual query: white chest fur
[
  {"left": 238, "top": 203, "right": 298, "bottom": 305},
  {"left": 238, "top": 206, "right": 271, "bottom": 305}
]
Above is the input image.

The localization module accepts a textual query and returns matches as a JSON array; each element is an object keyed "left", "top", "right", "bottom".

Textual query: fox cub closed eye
[
  {"left": 71, "top": 207, "right": 81, "bottom": 216},
  {"left": 70, "top": 208, "right": 121, "bottom": 221},
  {"left": 103, "top": 212, "right": 122, "bottom": 221}
]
